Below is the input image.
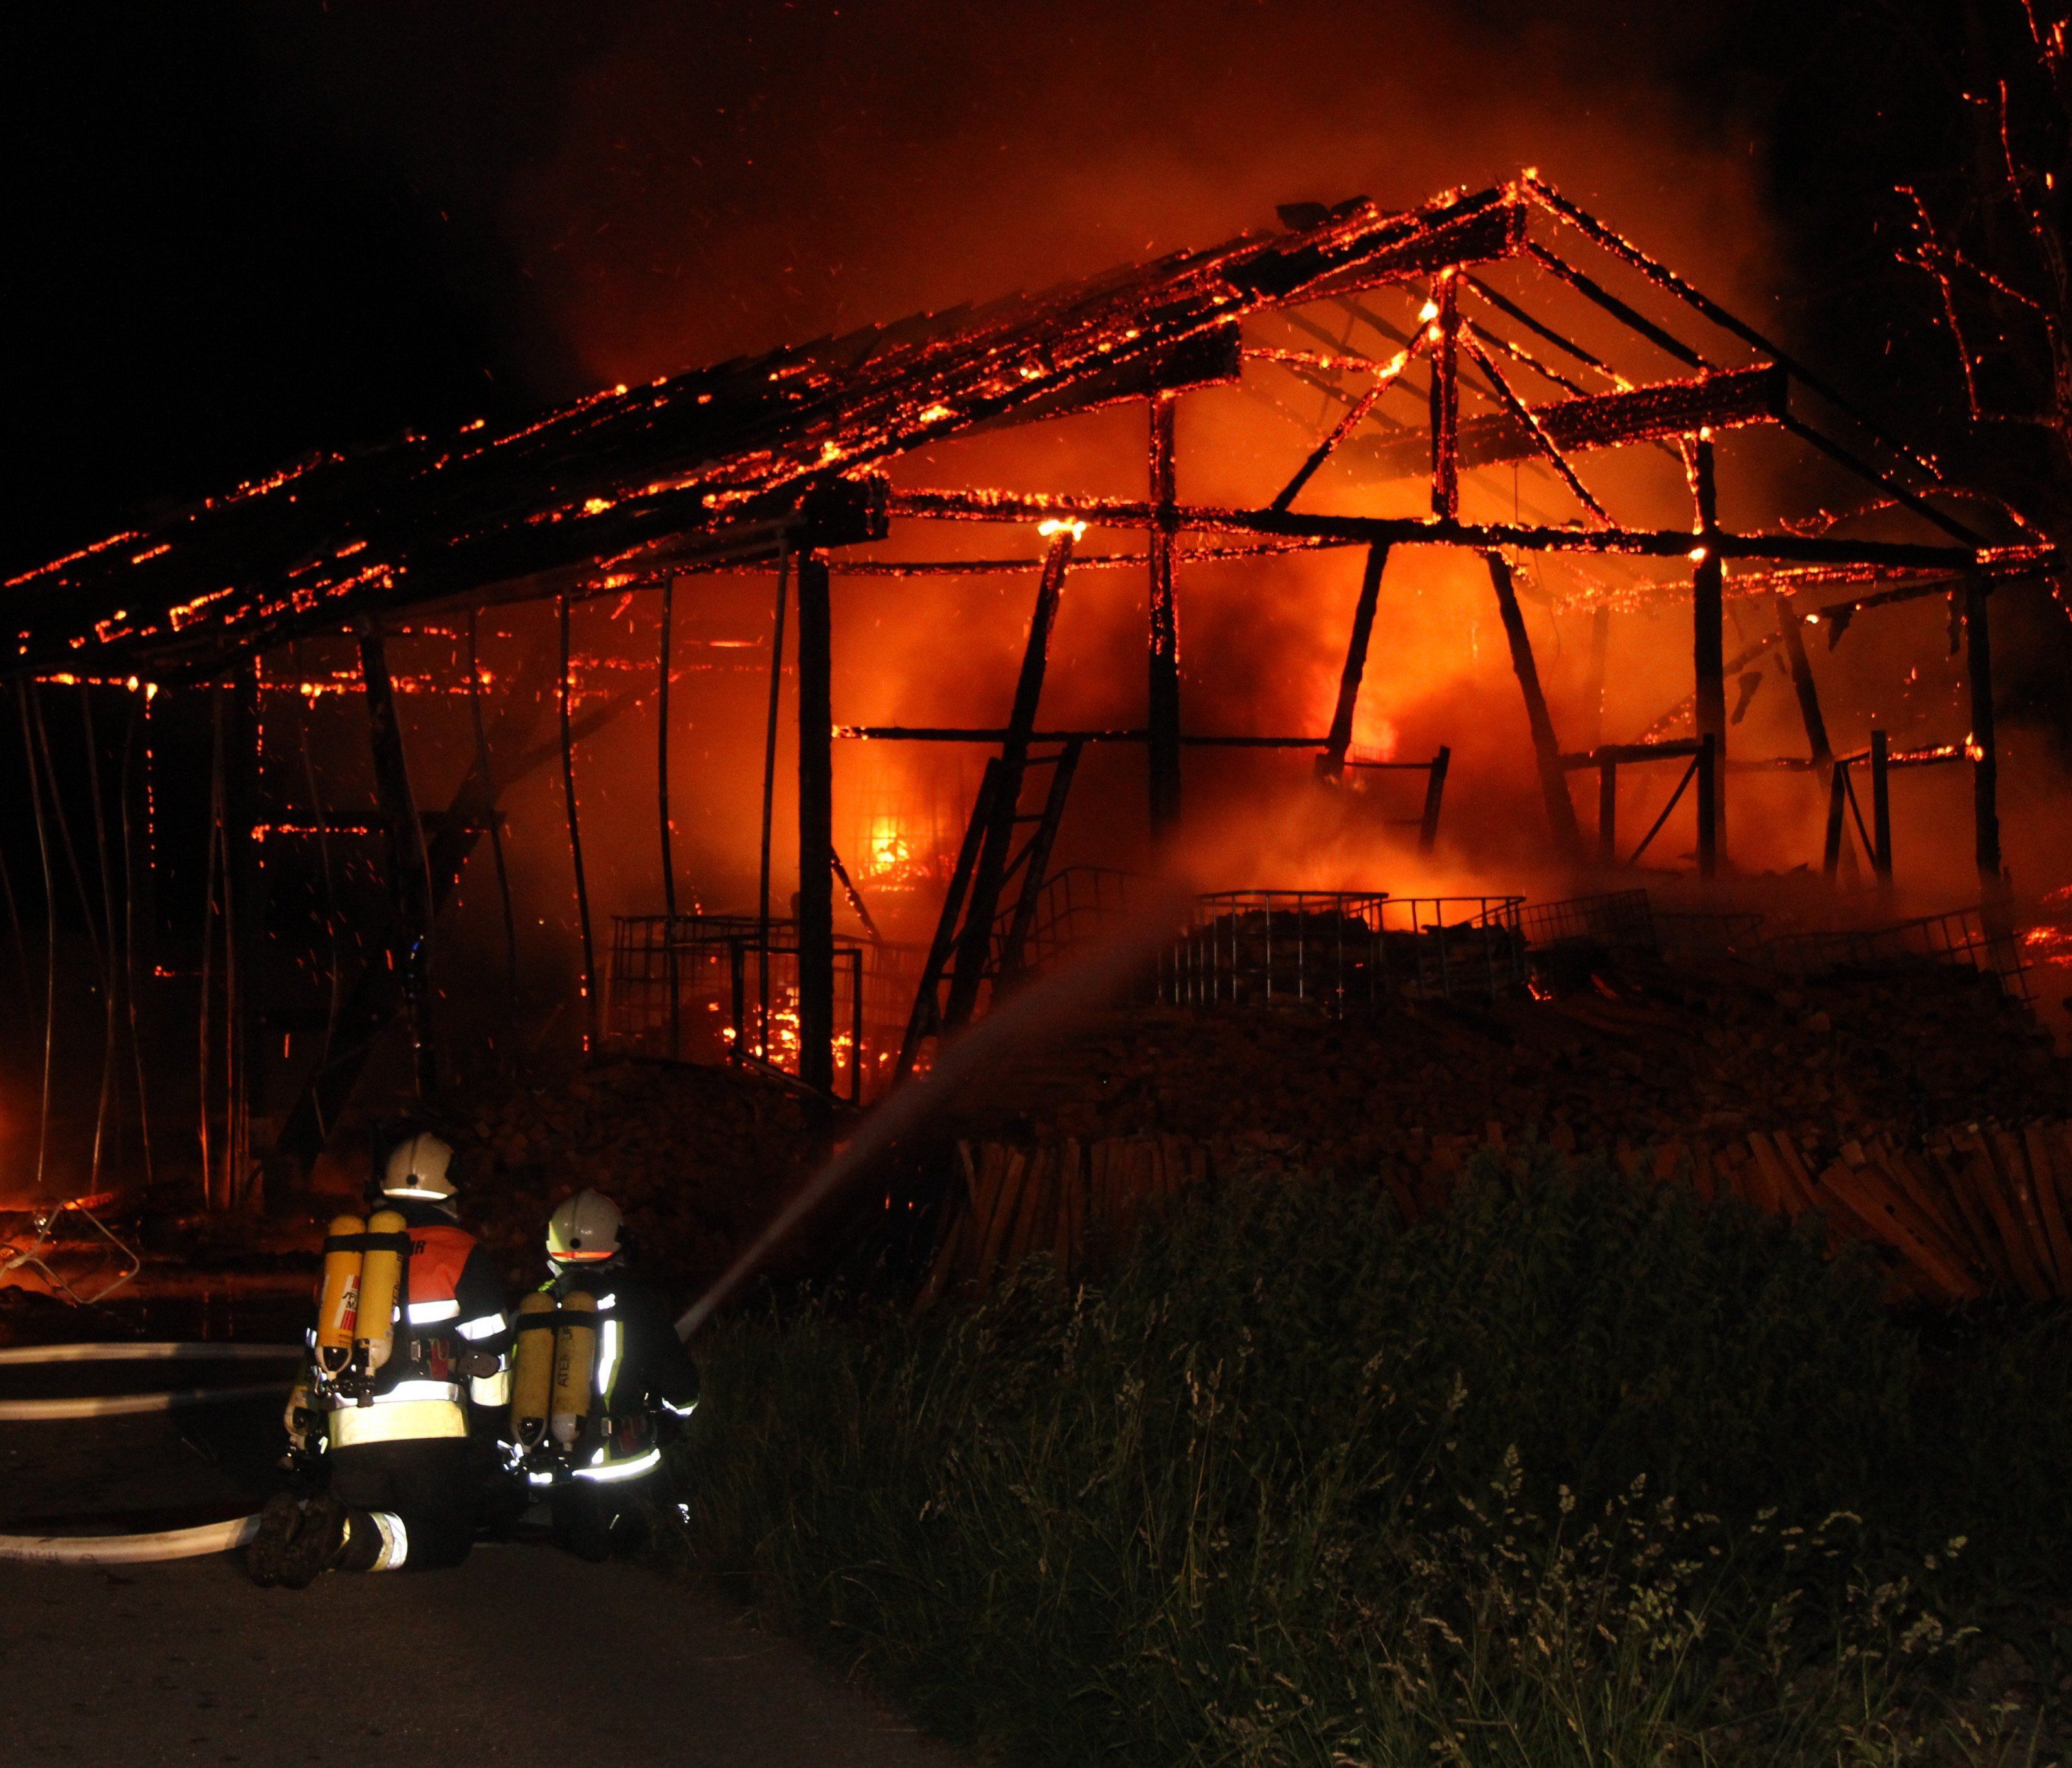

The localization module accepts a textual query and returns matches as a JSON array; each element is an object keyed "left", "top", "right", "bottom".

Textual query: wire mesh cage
[
  {"left": 1758, "top": 906, "right": 2031, "bottom": 1001},
  {"left": 1517, "top": 890, "right": 1658, "bottom": 953},
  {"left": 1159, "top": 891, "right": 1526, "bottom": 1012},
  {"left": 1377, "top": 896, "right": 1529, "bottom": 1001},
  {"left": 605, "top": 915, "right": 889, "bottom": 1098},
  {"left": 993, "top": 865, "right": 1137, "bottom": 973}
]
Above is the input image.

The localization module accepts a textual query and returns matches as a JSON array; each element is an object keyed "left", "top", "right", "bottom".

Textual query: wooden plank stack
[
  {"left": 926, "top": 1120, "right": 2072, "bottom": 1308},
  {"left": 919, "top": 1136, "right": 1210, "bottom": 1302}
]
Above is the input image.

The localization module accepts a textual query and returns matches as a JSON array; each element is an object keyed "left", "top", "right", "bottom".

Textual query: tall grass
[{"left": 675, "top": 1158, "right": 2071, "bottom": 1766}]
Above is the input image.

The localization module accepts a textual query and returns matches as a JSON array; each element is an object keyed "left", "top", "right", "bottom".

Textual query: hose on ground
[
  {"left": 0, "top": 1516, "right": 260, "bottom": 1565},
  {"left": 0, "top": 1385, "right": 287, "bottom": 1422},
  {"left": 0, "top": 1341, "right": 302, "bottom": 1365},
  {"left": 0, "top": 1341, "right": 297, "bottom": 1560}
]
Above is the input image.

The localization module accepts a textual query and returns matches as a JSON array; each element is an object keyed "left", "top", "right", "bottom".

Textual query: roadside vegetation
[{"left": 676, "top": 1156, "right": 2072, "bottom": 1765}]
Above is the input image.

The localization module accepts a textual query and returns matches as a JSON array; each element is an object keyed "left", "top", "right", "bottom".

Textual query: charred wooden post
[
  {"left": 556, "top": 595, "right": 598, "bottom": 1055},
  {"left": 757, "top": 550, "right": 790, "bottom": 1056},
  {"left": 117, "top": 695, "right": 157, "bottom": 1188},
  {"left": 1417, "top": 745, "right": 1451, "bottom": 854},
  {"left": 464, "top": 612, "right": 521, "bottom": 1007},
  {"left": 1964, "top": 581, "right": 2003, "bottom": 890},
  {"left": 227, "top": 659, "right": 265, "bottom": 1201},
  {"left": 1583, "top": 604, "right": 1610, "bottom": 750},
  {"left": 200, "top": 688, "right": 229, "bottom": 1205},
  {"left": 829, "top": 845, "right": 881, "bottom": 942},
  {"left": 1318, "top": 543, "right": 1390, "bottom": 781},
  {"left": 1695, "top": 731, "right": 1718, "bottom": 878},
  {"left": 796, "top": 550, "right": 836, "bottom": 1095},
  {"left": 1688, "top": 435, "right": 1727, "bottom": 862},
  {"left": 1823, "top": 759, "right": 1849, "bottom": 880},
  {"left": 1774, "top": 595, "right": 1832, "bottom": 765},
  {"left": 1871, "top": 728, "right": 1893, "bottom": 883},
  {"left": 1483, "top": 552, "right": 1585, "bottom": 860},
  {"left": 1429, "top": 273, "right": 1460, "bottom": 519},
  {"left": 1597, "top": 759, "right": 1617, "bottom": 866},
  {"left": 17, "top": 684, "right": 56, "bottom": 1197},
  {"left": 356, "top": 618, "right": 438, "bottom": 1097},
  {"left": 77, "top": 686, "right": 121, "bottom": 1197},
  {"left": 945, "top": 530, "right": 1074, "bottom": 1027},
  {"left": 1147, "top": 395, "right": 1182, "bottom": 836},
  {"left": 657, "top": 580, "right": 681, "bottom": 1058}
]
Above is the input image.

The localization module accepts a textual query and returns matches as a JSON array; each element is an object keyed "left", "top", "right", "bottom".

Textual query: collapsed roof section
[
  {"left": 3, "top": 186, "right": 1524, "bottom": 678},
  {"left": 6, "top": 174, "right": 2051, "bottom": 683}
]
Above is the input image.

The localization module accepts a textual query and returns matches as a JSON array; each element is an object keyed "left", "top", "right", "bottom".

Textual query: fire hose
[
  {"left": 0, "top": 1517, "right": 262, "bottom": 1564},
  {"left": 0, "top": 1341, "right": 299, "bottom": 1563}
]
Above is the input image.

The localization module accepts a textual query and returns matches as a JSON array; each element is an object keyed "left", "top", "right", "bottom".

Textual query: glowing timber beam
[
  {"left": 884, "top": 488, "right": 2051, "bottom": 574},
  {"left": 1346, "top": 364, "right": 1785, "bottom": 482}
]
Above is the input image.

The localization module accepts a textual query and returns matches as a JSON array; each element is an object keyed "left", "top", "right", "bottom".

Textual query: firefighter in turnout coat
[
  {"left": 518, "top": 1188, "right": 699, "bottom": 1560},
  {"left": 249, "top": 1132, "right": 510, "bottom": 1585}
]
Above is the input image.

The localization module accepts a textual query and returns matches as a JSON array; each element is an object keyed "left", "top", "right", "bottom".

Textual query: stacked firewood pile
[
  {"left": 972, "top": 957, "right": 2066, "bottom": 1162},
  {"left": 1678, "top": 1121, "right": 2072, "bottom": 1305},
  {"left": 451, "top": 1059, "right": 818, "bottom": 1291},
  {"left": 926, "top": 1118, "right": 2072, "bottom": 1306},
  {"left": 920, "top": 947, "right": 2072, "bottom": 1304},
  {"left": 919, "top": 1137, "right": 1210, "bottom": 1302}
]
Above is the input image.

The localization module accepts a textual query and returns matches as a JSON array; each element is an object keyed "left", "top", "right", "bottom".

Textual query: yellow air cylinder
[
  {"left": 510, "top": 1291, "right": 557, "bottom": 1449},
  {"left": 354, "top": 1208, "right": 409, "bottom": 1375},
  {"left": 550, "top": 1291, "right": 597, "bottom": 1451},
  {"left": 314, "top": 1214, "right": 365, "bottom": 1376}
]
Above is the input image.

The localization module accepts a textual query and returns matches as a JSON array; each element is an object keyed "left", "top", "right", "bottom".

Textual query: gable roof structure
[{"left": 9, "top": 174, "right": 2047, "bottom": 683}]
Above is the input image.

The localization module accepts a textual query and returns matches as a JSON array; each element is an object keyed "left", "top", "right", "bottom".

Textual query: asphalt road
[
  {"left": 3, "top": 1392, "right": 959, "bottom": 1768},
  {"left": 2, "top": 1546, "right": 961, "bottom": 1768}
]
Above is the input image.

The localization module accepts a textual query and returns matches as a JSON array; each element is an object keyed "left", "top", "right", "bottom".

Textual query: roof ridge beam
[{"left": 1349, "top": 363, "right": 1785, "bottom": 481}]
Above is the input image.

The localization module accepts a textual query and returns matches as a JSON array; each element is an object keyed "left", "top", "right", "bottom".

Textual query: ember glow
[{"left": 1, "top": 150, "right": 2061, "bottom": 1130}]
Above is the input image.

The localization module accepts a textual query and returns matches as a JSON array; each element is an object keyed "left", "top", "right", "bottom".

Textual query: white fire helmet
[
  {"left": 546, "top": 1188, "right": 624, "bottom": 1265},
  {"left": 382, "top": 1132, "right": 457, "bottom": 1203}
]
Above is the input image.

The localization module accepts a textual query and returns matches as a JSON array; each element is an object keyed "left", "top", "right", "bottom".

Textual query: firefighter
[
  {"left": 523, "top": 1188, "right": 699, "bottom": 1560},
  {"left": 249, "top": 1131, "right": 510, "bottom": 1586}
]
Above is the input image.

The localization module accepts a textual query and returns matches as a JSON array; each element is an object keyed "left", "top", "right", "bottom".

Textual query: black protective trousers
[
  {"left": 549, "top": 1464, "right": 670, "bottom": 1563},
  {"left": 328, "top": 1438, "right": 475, "bottom": 1572}
]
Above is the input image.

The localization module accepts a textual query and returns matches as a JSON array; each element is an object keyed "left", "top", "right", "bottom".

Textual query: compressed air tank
[
  {"left": 314, "top": 1214, "right": 365, "bottom": 1376},
  {"left": 550, "top": 1291, "right": 597, "bottom": 1451},
  {"left": 510, "top": 1291, "right": 557, "bottom": 1449},
  {"left": 354, "top": 1208, "right": 408, "bottom": 1375}
]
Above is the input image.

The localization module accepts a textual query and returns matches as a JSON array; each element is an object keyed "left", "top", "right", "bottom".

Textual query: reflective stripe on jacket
[{"left": 331, "top": 1396, "right": 468, "bottom": 1448}]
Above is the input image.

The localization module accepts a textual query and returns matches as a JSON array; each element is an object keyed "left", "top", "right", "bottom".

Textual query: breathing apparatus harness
[
  {"left": 287, "top": 1194, "right": 493, "bottom": 1477},
  {"left": 313, "top": 1214, "right": 418, "bottom": 1407},
  {"left": 507, "top": 1274, "right": 655, "bottom": 1488}
]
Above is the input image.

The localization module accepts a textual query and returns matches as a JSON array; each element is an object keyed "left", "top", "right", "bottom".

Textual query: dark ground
[
  {"left": 1, "top": 1397, "right": 960, "bottom": 1768},
  {"left": 2, "top": 1550, "right": 960, "bottom": 1768}
]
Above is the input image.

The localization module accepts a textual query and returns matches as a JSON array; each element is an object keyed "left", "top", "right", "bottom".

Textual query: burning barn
[{"left": 0, "top": 174, "right": 2050, "bottom": 1241}]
